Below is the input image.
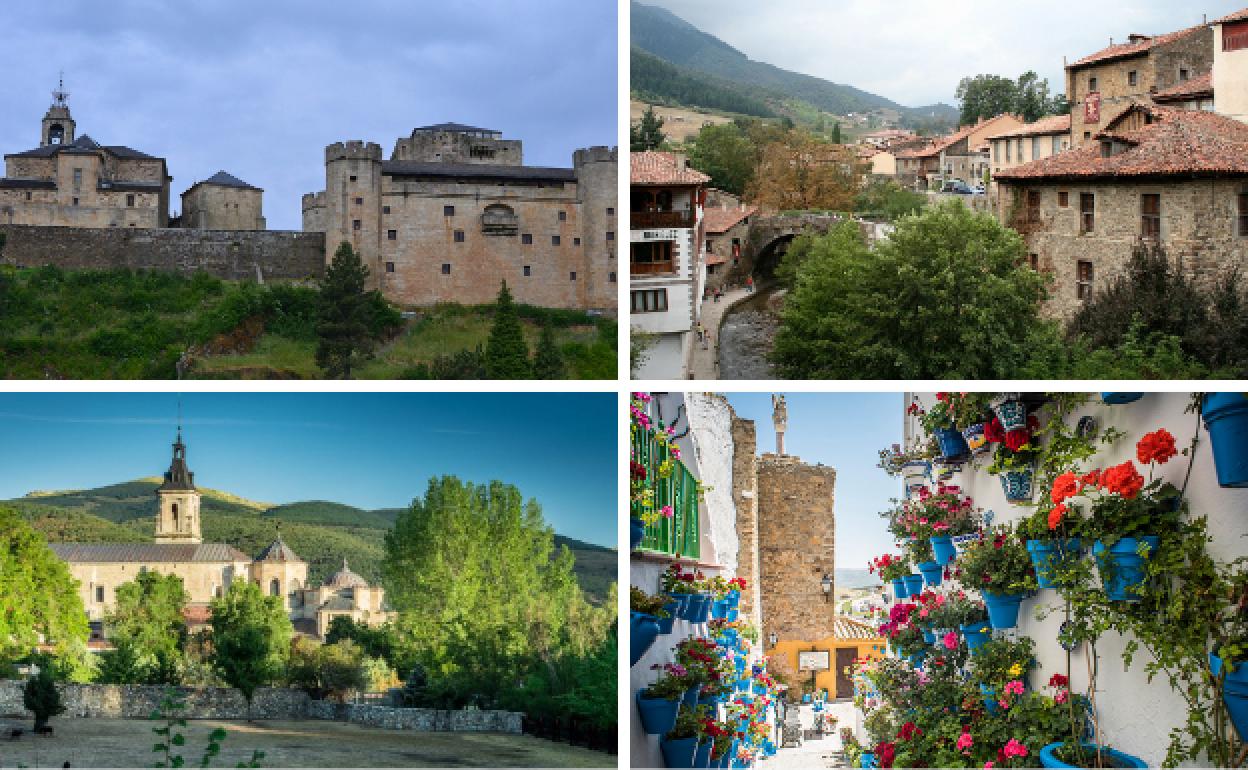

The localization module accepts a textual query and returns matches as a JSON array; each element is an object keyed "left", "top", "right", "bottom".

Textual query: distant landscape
[{"left": 3, "top": 479, "right": 616, "bottom": 602}]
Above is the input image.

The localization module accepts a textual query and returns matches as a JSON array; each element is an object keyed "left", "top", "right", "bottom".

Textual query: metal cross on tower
[{"left": 52, "top": 71, "right": 69, "bottom": 108}]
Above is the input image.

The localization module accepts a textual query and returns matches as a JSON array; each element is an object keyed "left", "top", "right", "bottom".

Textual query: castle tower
[
  {"left": 154, "top": 430, "right": 202, "bottom": 544},
  {"left": 41, "top": 75, "right": 75, "bottom": 147},
  {"left": 323, "top": 141, "right": 384, "bottom": 289},
  {"left": 572, "top": 146, "right": 619, "bottom": 312}
]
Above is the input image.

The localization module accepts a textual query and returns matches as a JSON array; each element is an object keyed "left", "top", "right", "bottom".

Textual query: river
[{"left": 717, "top": 285, "right": 783, "bottom": 380}]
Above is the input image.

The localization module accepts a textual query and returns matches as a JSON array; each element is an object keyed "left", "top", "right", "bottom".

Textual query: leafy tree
[
  {"left": 97, "top": 638, "right": 147, "bottom": 684},
  {"left": 23, "top": 661, "right": 64, "bottom": 731},
  {"left": 955, "top": 74, "right": 1020, "bottom": 125},
  {"left": 773, "top": 202, "right": 1046, "bottom": 378},
  {"left": 318, "top": 640, "right": 370, "bottom": 702},
  {"left": 209, "top": 581, "right": 292, "bottom": 720},
  {"left": 316, "top": 241, "right": 376, "bottom": 379},
  {"left": 0, "top": 507, "right": 89, "bottom": 673},
  {"left": 688, "top": 123, "right": 757, "bottom": 196},
  {"left": 854, "top": 179, "right": 927, "bottom": 221},
  {"left": 484, "top": 281, "right": 532, "bottom": 379},
  {"left": 748, "top": 129, "right": 862, "bottom": 212},
  {"left": 106, "top": 571, "right": 189, "bottom": 683},
  {"left": 630, "top": 107, "right": 666, "bottom": 152},
  {"left": 532, "top": 323, "right": 567, "bottom": 379}
]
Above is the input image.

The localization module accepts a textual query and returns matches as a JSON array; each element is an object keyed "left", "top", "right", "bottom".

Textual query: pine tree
[
  {"left": 484, "top": 281, "right": 532, "bottom": 379},
  {"left": 532, "top": 323, "right": 566, "bottom": 379},
  {"left": 316, "top": 241, "right": 374, "bottom": 379},
  {"left": 831, "top": 122, "right": 842, "bottom": 144},
  {"left": 630, "top": 107, "right": 666, "bottom": 152}
]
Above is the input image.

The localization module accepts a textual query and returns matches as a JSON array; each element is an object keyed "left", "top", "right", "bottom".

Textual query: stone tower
[
  {"left": 41, "top": 76, "right": 75, "bottom": 147},
  {"left": 322, "top": 141, "right": 384, "bottom": 289},
  {"left": 772, "top": 394, "right": 788, "bottom": 456},
  {"left": 154, "top": 430, "right": 202, "bottom": 544},
  {"left": 573, "top": 146, "right": 619, "bottom": 312},
  {"left": 249, "top": 529, "right": 308, "bottom": 612}
]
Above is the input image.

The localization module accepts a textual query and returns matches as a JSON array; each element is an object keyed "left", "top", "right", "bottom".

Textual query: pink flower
[
  {"left": 1003, "top": 739, "right": 1028, "bottom": 759},
  {"left": 1004, "top": 680, "right": 1025, "bottom": 696},
  {"left": 660, "top": 505, "right": 674, "bottom": 519},
  {"left": 956, "top": 732, "right": 974, "bottom": 752},
  {"left": 943, "top": 632, "right": 958, "bottom": 650},
  {"left": 919, "top": 608, "right": 929, "bottom": 618},
  {"left": 999, "top": 699, "right": 1010, "bottom": 710},
  {"left": 1055, "top": 690, "right": 1068, "bottom": 704},
  {"left": 984, "top": 763, "right": 994, "bottom": 769}
]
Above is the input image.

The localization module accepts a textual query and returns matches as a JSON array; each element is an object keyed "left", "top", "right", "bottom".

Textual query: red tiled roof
[
  {"left": 996, "top": 106, "right": 1248, "bottom": 182},
  {"left": 703, "top": 204, "right": 759, "bottom": 234},
  {"left": 1069, "top": 24, "right": 1207, "bottom": 69},
  {"left": 631, "top": 151, "right": 710, "bottom": 185},
  {"left": 183, "top": 605, "right": 213, "bottom": 625},
  {"left": 989, "top": 114, "right": 1072, "bottom": 140},
  {"left": 1152, "top": 71, "right": 1214, "bottom": 102},
  {"left": 833, "top": 616, "right": 884, "bottom": 640},
  {"left": 1213, "top": 8, "right": 1248, "bottom": 23}
]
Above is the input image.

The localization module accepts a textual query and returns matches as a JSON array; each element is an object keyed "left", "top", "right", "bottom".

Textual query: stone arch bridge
[{"left": 742, "top": 213, "right": 884, "bottom": 281}]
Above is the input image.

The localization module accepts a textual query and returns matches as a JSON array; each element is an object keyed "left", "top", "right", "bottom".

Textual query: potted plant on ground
[
  {"left": 957, "top": 525, "right": 1037, "bottom": 629},
  {"left": 637, "top": 662, "right": 689, "bottom": 735}
]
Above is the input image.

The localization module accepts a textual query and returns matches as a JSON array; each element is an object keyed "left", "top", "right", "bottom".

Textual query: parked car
[
  {"left": 972, "top": 184, "right": 986, "bottom": 195},
  {"left": 941, "top": 181, "right": 975, "bottom": 195}
]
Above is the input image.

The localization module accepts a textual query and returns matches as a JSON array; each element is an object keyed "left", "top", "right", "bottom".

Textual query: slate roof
[
  {"left": 49, "top": 543, "right": 251, "bottom": 563},
  {"left": 1068, "top": 24, "right": 1207, "bottom": 69},
  {"left": 989, "top": 114, "right": 1072, "bottom": 140},
  {"left": 630, "top": 151, "right": 711, "bottom": 185},
  {"left": 324, "top": 558, "right": 369, "bottom": 589},
  {"left": 5, "top": 135, "right": 160, "bottom": 161},
  {"left": 413, "top": 122, "right": 499, "bottom": 134},
  {"left": 703, "top": 204, "right": 759, "bottom": 234},
  {"left": 1152, "top": 71, "right": 1214, "bottom": 102},
  {"left": 255, "top": 537, "right": 304, "bottom": 563},
  {"left": 995, "top": 106, "right": 1248, "bottom": 182},
  {"left": 202, "top": 171, "right": 260, "bottom": 190},
  {"left": 382, "top": 160, "right": 575, "bottom": 183},
  {"left": 318, "top": 596, "right": 359, "bottom": 612},
  {"left": 832, "top": 616, "right": 884, "bottom": 640}
]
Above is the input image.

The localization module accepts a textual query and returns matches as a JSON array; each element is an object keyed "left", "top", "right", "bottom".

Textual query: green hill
[
  {"left": 631, "top": 46, "right": 777, "bottom": 118},
  {"left": 631, "top": 1, "right": 958, "bottom": 126},
  {"left": 4, "top": 480, "right": 615, "bottom": 601}
]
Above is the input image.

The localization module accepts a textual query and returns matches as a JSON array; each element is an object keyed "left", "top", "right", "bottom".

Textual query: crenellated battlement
[
  {"left": 324, "top": 140, "right": 382, "bottom": 163},
  {"left": 573, "top": 146, "right": 618, "bottom": 167}
]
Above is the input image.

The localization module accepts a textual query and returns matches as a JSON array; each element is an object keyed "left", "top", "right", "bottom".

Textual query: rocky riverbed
[{"left": 718, "top": 287, "right": 784, "bottom": 380}]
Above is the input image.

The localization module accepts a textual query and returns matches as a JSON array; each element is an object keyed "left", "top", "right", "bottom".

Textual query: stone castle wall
[
  {"left": 0, "top": 224, "right": 324, "bottom": 282},
  {"left": 756, "top": 454, "right": 836, "bottom": 642}
]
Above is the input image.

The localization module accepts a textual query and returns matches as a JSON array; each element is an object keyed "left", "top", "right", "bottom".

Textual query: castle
[
  {"left": 301, "top": 124, "right": 618, "bottom": 310},
  {"left": 49, "top": 430, "right": 392, "bottom": 642}
]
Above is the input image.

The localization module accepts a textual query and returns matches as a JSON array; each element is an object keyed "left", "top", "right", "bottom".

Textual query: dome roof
[
  {"left": 255, "top": 536, "right": 303, "bottom": 563},
  {"left": 324, "top": 558, "right": 368, "bottom": 589}
]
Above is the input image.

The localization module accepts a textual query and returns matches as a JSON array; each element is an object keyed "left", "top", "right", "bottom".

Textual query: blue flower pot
[
  {"left": 931, "top": 535, "right": 956, "bottom": 565},
  {"left": 669, "top": 593, "right": 691, "bottom": 619},
  {"left": 658, "top": 598, "right": 681, "bottom": 634},
  {"left": 1203, "top": 393, "right": 1248, "bottom": 488},
  {"left": 735, "top": 658, "right": 747, "bottom": 674},
  {"left": 660, "top": 735, "right": 699, "bottom": 768},
  {"left": 1026, "top": 538, "right": 1083, "bottom": 589},
  {"left": 683, "top": 685, "right": 701, "bottom": 708},
  {"left": 999, "top": 468, "right": 1033, "bottom": 502},
  {"left": 934, "top": 427, "right": 970, "bottom": 462},
  {"left": 891, "top": 577, "right": 909, "bottom": 599},
  {"left": 1093, "top": 536, "right": 1159, "bottom": 601},
  {"left": 981, "top": 590, "right": 1025, "bottom": 629},
  {"left": 636, "top": 691, "right": 680, "bottom": 735},
  {"left": 960, "top": 621, "right": 990, "bottom": 655},
  {"left": 752, "top": 681, "right": 767, "bottom": 695},
  {"left": 631, "top": 611, "right": 661, "bottom": 665},
  {"left": 1101, "top": 393, "right": 1143, "bottom": 405},
  {"left": 921, "top": 629, "right": 936, "bottom": 645},
  {"left": 860, "top": 751, "right": 878, "bottom": 768},
  {"left": 1212, "top": 653, "right": 1248, "bottom": 743},
  {"left": 980, "top": 683, "right": 1000, "bottom": 714},
  {"left": 630, "top": 517, "right": 646, "bottom": 550},
  {"left": 710, "top": 599, "right": 728, "bottom": 620},
  {"left": 903, "top": 573, "right": 924, "bottom": 596},
  {"left": 725, "top": 608, "right": 739, "bottom": 622},
  {"left": 917, "top": 560, "right": 944, "bottom": 587},
  {"left": 726, "top": 590, "right": 740, "bottom": 607},
  {"left": 697, "top": 693, "right": 721, "bottom": 708},
  {"left": 906, "top": 649, "right": 927, "bottom": 667},
  {"left": 993, "top": 399, "right": 1027, "bottom": 432},
  {"left": 1038, "top": 742, "right": 1147, "bottom": 768},
  {"left": 690, "top": 593, "right": 713, "bottom": 623},
  {"left": 693, "top": 740, "right": 713, "bottom": 768}
]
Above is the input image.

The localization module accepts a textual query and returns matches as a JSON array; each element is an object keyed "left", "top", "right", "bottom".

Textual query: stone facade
[
  {"left": 181, "top": 173, "right": 265, "bottom": 231},
  {"left": 0, "top": 224, "right": 323, "bottom": 282},
  {"left": 302, "top": 125, "right": 617, "bottom": 312},
  {"left": 755, "top": 454, "right": 836, "bottom": 642},
  {"left": 730, "top": 414, "right": 762, "bottom": 629},
  {"left": 307, "top": 701, "right": 522, "bottom": 733},
  {"left": 997, "top": 177, "right": 1248, "bottom": 321}
]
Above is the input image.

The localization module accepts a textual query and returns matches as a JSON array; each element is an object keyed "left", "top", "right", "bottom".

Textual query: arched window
[
  {"left": 270, "top": 579, "right": 281, "bottom": 597},
  {"left": 48, "top": 124, "right": 64, "bottom": 145},
  {"left": 482, "top": 203, "right": 519, "bottom": 235},
  {"left": 171, "top": 503, "right": 180, "bottom": 529}
]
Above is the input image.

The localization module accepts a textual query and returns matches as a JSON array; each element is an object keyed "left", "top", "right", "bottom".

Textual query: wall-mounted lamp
[
  {"left": 821, "top": 573, "right": 832, "bottom": 603},
  {"left": 768, "top": 631, "right": 778, "bottom": 648}
]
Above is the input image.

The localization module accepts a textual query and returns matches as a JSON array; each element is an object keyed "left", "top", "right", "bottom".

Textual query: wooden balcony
[
  {"left": 631, "top": 261, "right": 676, "bottom": 276},
  {"left": 631, "top": 210, "right": 694, "bottom": 229}
]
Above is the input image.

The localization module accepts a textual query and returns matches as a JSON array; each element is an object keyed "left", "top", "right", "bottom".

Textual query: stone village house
[{"left": 701, "top": 188, "right": 759, "bottom": 293}]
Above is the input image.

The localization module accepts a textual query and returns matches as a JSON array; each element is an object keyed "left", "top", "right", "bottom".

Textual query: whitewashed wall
[{"left": 904, "top": 391, "right": 1248, "bottom": 766}]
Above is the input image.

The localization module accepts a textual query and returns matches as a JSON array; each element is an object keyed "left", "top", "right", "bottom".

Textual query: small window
[
  {"left": 552, "top": 235, "right": 561, "bottom": 246},
  {"left": 73, "top": 168, "right": 82, "bottom": 187},
  {"left": 354, "top": 197, "right": 363, "bottom": 205},
  {"left": 270, "top": 579, "right": 281, "bottom": 597},
  {"left": 706, "top": 240, "right": 714, "bottom": 252},
  {"left": 387, "top": 229, "right": 397, "bottom": 240},
  {"left": 1084, "top": 132, "right": 1091, "bottom": 140},
  {"left": 1239, "top": 192, "right": 1248, "bottom": 236},
  {"left": 558, "top": 210, "right": 567, "bottom": 221},
  {"left": 1179, "top": 68, "right": 1189, "bottom": 82},
  {"left": 25, "top": 191, "right": 31, "bottom": 201},
  {"left": 631, "top": 289, "right": 669, "bottom": 313},
  {"left": 569, "top": 271, "right": 577, "bottom": 280},
  {"left": 126, "top": 194, "right": 135, "bottom": 207},
  {"left": 1026, "top": 190, "right": 1040, "bottom": 222},
  {"left": 1006, "top": 142, "right": 1012, "bottom": 163},
  {"left": 352, "top": 219, "right": 361, "bottom": 230},
  {"left": 574, "top": 237, "right": 581, "bottom": 246},
  {"left": 1058, "top": 191, "right": 1069, "bottom": 208},
  {"left": 72, "top": 197, "right": 79, "bottom": 206},
  {"left": 444, "top": 205, "right": 455, "bottom": 217},
  {"left": 606, "top": 231, "right": 615, "bottom": 241},
  {"left": 1128, "top": 71, "right": 1138, "bottom": 87},
  {"left": 1052, "top": 136, "right": 1063, "bottom": 155},
  {"left": 383, "top": 205, "right": 391, "bottom": 214},
  {"left": 385, "top": 262, "right": 395, "bottom": 273},
  {"left": 523, "top": 265, "right": 531, "bottom": 276},
  {"left": 1080, "top": 193, "right": 1095, "bottom": 233},
  {"left": 607, "top": 207, "right": 615, "bottom": 217},
  {"left": 609, "top": 272, "right": 617, "bottom": 283},
  {"left": 1029, "top": 253, "right": 1039, "bottom": 270},
  {"left": 1089, "top": 76, "right": 1098, "bottom": 92},
  {"left": 454, "top": 230, "right": 465, "bottom": 243},
  {"left": 95, "top": 586, "right": 104, "bottom": 603},
  {"left": 441, "top": 264, "right": 451, "bottom": 275},
  {"left": 349, "top": 175, "right": 357, "bottom": 182},
  {"left": 1077, "top": 260, "right": 1094, "bottom": 300},
  {"left": 1141, "top": 193, "right": 1161, "bottom": 239},
  {"left": 522, "top": 233, "right": 533, "bottom": 245}
]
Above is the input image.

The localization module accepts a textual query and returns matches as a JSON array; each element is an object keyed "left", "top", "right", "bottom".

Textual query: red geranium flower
[
  {"left": 984, "top": 417, "right": 1005, "bottom": 443},
  {"left": 1004, "top": 428, "right": 1030, "bottom": 452},
  {"left": 1050, "top": 471, "right": 1079, "bottom": 505},
  {"left": 1047, "top": 502, "right": 1066, "bottom": 531},
  {"left": 1049, "top": 673, "right": 1069, "bottom": 688},
  {"left": 1101, "top": 461, "right": 1145, "bottom": 500},
  {"left": 1137, "top": 428, "right": 1178, "bottom": 466}
]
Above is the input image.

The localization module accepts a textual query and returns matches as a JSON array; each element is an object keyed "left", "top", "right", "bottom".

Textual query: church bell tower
[
  {"left": 155, "top": 429, "right": 202, "bottom": 544},
  {"left": 41, "top": 74, "right": 75, "bottom": 148}
]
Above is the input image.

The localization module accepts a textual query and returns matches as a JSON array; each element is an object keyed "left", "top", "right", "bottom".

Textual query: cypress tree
[
  {"left": 484, "top": 281, "right": 532, "bottom": 378},
  {"left": 316, "top": 241, "right": 374, "bottom": 379},
  {"left": 532, "top": 322, "right": 566, "bottom": 379}
]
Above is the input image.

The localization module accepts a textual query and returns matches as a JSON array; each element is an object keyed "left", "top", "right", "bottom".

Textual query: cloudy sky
[
  {"left": 0, "top": 0, "right": 617, "bottom": 230},
  {"left": 0, "top": 392, "right": 617, "bottom": 548},
  {"left": 644, "top": 0, "right": 1243, "bottom": 107}
]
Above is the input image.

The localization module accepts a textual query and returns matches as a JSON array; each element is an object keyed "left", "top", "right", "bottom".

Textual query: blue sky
[
  {"left": 648, "top": 0, "right": 1242, "bottom": 107},
  {"left": 724, "top": 392, "right": 902, "bottom": 569},
  {"left": 0, "top": 392, "right": 617, "bottom": 547},
  {"left": 0, "top": 0, "right": 617, "bottom": 230}
]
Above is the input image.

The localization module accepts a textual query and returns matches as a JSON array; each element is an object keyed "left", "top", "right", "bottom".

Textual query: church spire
[{"left": 155, "top": 422, "right": 203, "bottom": 545}]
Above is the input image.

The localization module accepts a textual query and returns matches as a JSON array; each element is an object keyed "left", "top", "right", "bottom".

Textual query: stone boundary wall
[
  {"left": 0, "top": 681, "right": 521, "bottom": 733},
  {"left": 0, "top": 224, "right": 325, "bottom": 283}
]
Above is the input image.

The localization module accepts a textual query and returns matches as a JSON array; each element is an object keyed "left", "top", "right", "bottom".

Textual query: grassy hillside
[
  {"left": 631, "top": 47, "right": 777, "bottom": 118},
  {"left": 4, "top": 480, "right": 615, "bottom": 601},
  {"left": 631, "top": 1, "right": 958, "bottom": 126}
]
